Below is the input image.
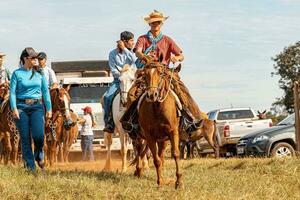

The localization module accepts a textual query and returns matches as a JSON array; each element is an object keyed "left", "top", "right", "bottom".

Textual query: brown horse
[
  {"left": 0, "top": 82, "right": 20, "bottom": 165},
  {"left": 135, "top": 61, "right": 184, "bottom": 189},
  {"left": 44, "top": 87, "right": 77, "bottom": 165},
  {"left": 134, "top": 61, "right": 220, "bottom": 188}
]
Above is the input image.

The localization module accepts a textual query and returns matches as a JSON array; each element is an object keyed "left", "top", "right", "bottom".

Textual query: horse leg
[
  {"left": 119, "top": 132, "right": 128, "bottom": 172},
  {"left": 170, "top": 129, "right": 184, "bottom": 189},
  {"left": 133, "top": 138, "right": 144, "bottom": 177},
  {"left": 204, "top": 123, "right": 220, "bottom": 158},
  {"left": 148, "top": 138, "right": 164, "bottom": 186},
  {"left": 103, "top": 132, "right": 112, "bottom": 172},
  {"left": 3, "top": 131, "right": 12, "bottom": 165},
  {"left": 44, "top": 135, "right": 48, "bottom": 166},
  {"left": 141, "top": 144, "right": 150, "bottom": 172},
  {"left": 50, "top": 140, "right": 57, "bottom": 166},
  {"left": 63, "top": 130, "right": 70, "bottom": 163},
  {"left": 158, "top": 140, "right": 168, "bottom": 168},
  {"left": 58, "top": 143, "right": 63, "bottom": 163},
  {"left": 12, "top": 135, "right": 20, "bottom": 165}
]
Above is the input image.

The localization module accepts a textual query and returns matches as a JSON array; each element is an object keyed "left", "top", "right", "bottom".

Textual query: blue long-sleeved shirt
[
  {"left": 108, "top": 48, "right": 137, "bottom": 79},
  {"left": 10, "top": 67, "right": 52, "bottom": 111}
]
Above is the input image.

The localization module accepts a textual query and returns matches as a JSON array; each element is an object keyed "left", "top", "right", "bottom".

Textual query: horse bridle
[{"left": 146, "top": 66, "right": 175, "bottom": 102}]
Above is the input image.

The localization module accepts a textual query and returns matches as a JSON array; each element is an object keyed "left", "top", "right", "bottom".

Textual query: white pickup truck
[{"left": 196, "top": 107, "right": 273, "bottom": 156}]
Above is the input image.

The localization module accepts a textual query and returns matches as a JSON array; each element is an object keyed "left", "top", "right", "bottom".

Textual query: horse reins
[{"left": 146, "top": 64, "right": 176, "bottom": 103}]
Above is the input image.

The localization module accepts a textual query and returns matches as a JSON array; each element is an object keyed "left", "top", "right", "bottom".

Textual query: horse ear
[
  {"left": 263, "top": 110, "right": 267, "bottom": 114},
  {"left": 175, "top": 64, "right": 182, "bottom": 73},
  {"left": 257, "top": 110, "right": 261, "bottom": 115},
  {"left": 64, "top": 84, "right": 71, "bottom": 92}
]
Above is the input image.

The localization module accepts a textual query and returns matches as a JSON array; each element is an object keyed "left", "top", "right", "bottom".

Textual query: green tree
[{"left": 272, "top": 41, "right": 300, "bottom": 114}]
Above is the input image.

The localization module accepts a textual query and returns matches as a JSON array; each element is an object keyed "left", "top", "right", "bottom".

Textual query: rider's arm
[
  {"left": 108, "top": 51, "right": 121, "bottom": 78},
  {"left": 169, "top": 38, "right": 184, "bottom": 63},
  {"left": 49, "top": 68, "right": 58, "bottom": 88},
  {"left": 9, "top": 71, "right": 17, "bottom": 110}
]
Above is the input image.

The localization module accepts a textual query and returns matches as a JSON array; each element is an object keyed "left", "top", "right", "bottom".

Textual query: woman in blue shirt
[{"left": 10, "top": 47, "right": 52, "bottom": 172}]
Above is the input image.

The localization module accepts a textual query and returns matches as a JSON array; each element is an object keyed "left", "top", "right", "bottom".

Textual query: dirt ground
[{"left": 50, "top": 151, "right": 137, "bottom": 172}]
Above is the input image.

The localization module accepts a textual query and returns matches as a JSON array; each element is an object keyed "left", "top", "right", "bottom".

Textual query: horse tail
[
  {"left": 213, "top": 121, "right": 221, "bottom": 147},
  {"left": 129, "top": 142, "right": 149, "bottom": 167}
]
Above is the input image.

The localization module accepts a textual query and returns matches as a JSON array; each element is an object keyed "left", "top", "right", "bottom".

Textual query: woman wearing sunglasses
[{"left": 10, "top": 47, "right": 52, "bottom": 172}]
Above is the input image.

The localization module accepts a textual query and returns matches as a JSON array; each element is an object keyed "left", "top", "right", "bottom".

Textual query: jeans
[
  {"left": 81, "top": 135, "right": 94, "bottom": 161},
  {"left": 15, "top": 102, "right": 45, "bottom": 171},
  {"left": 103, "top": 79, "right": 119, "bottom": 129}
]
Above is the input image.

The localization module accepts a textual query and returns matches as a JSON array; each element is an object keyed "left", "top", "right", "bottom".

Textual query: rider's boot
[
  {"left": 103, "top": 116, "right": 114, "bottom": 133},
  {"left": 181, "top": 106, "right": 203, "bottom": 134},
  {"left": 121, "top": 101, "right": 139, "bottom": 139}
]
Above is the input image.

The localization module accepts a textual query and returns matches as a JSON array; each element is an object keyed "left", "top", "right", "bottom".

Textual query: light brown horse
[
  {"left": 136, "top": 62, "right": 184, "bottom": 189},
  {"left": 44, "top": 87, "right": 78, "bottom": 165},
  {"left": 0, "top": 82, "right": 20, "bottom": 165},
  {"left": 134, "top": 61, "right": 220, "bottom": 188}
]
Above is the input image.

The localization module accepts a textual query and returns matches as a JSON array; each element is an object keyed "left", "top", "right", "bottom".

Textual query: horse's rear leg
[
  {"left": 3, "top": 132, "right": 12, "bottom": 165},
  {"left": 148, "top": 139, "right": 164, "bottom": 186},
  {"left": 103, "top": 132, "right": 112, "bottom": 172},
  {"left": 133, "top": 138, "right": 144, "bottom": 177},
  {"left": 204, "top": 123, "right": 220, "bottom": 158},
  {"left": 170, "top": 130, "right": 184, "bottom": 189}
]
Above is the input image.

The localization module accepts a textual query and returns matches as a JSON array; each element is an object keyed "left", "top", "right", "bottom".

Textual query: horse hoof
[
  {"left": 175, "top": 181, "right": 184, "bottom": 190},
  {"left": 134, "top": 169, "right": 142, "bottom": 178}
]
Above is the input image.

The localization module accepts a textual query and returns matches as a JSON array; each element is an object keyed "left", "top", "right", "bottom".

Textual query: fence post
[{"left": 293, "top": 81, "right": 300, "bottom": 155}]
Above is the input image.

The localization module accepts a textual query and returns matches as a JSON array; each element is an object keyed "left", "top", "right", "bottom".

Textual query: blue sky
[{"left": 1, "top": 0, "right": 300, "bottom": 112}]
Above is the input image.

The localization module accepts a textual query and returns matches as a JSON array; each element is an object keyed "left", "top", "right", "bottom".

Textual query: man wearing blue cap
[{"left": 37, "top": 52, "right": 58, "bottom": 89}]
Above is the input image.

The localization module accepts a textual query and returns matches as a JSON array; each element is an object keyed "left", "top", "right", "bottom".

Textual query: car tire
[{"left": 270, "top": 142, "right": 295, "bottom": 158}]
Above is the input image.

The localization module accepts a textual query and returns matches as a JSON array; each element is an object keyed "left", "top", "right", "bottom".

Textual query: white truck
[
  {"left": 196, "top": 107, "right": 273, "bottom": 156},
  {"left": 51, "top": 60, "right": 133, "bottom": 152}
]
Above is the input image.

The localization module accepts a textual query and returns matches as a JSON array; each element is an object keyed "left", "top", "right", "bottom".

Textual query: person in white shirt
[
  {"left": 37, "top": 52, "right": 58, "bottom": 89},
  {"left": 78, "top": 106, "right": 96, "bottom": 161},
  {"left": 0, "top": 52, "right": 11, "bottom": 85}
]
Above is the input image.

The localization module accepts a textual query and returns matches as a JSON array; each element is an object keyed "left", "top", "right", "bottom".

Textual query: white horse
[{"left": 103, "top": 64, "right": 137, "bottom": 172}]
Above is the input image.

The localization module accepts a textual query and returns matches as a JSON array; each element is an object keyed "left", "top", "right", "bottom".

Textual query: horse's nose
[
  {"left": 147, "top": 90, "right": 159, "bottom": 101},
  {"left": 153, "top": 91, "right": 159, "bottom": 100}
]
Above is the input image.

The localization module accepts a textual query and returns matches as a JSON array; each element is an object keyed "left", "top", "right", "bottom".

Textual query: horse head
[
  {"left": 143, "top": 61, "right": 169, "bottom": 102},
  {"left": 257, "top": 109, "right": 267, "bottom": 119},
  {"left": 0, "top": 82, "right": 9, "bottom": 100},
  {"left": 50, "top": 87, "right": 72, "bottom": 120},
  {"left": 118, "top": 64, "right": 136, "bottom": 106}
]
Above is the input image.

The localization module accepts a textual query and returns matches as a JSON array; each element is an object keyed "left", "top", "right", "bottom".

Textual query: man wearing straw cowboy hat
[{"left": 121, "top": 10, "right": 203, "bottom": 138}]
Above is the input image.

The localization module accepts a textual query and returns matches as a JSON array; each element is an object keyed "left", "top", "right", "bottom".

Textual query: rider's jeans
[
  {"left": 81, "top": 135, "right": 94, "bottom": 161},
  {"left": 103, "top": 79, "right": 119, "bottom": 129},
  {"left": 15, "top": 102, "right": 45, "bottom": 171}
]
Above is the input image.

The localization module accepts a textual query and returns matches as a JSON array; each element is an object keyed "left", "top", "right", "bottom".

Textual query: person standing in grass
[
  {"left": 78, "top": 106, "right": 96, "bottom": 161},
  {"left": 10, "top": 47, "right": 52, "bottom": 172}
]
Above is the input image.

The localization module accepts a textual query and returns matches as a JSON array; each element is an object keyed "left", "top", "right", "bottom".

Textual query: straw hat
[
  {"left": 0, "top": 52, "right": 6, "bottom": 57},
  {"left": 143, "top": 10, "right": 169, "bottom": 24}
]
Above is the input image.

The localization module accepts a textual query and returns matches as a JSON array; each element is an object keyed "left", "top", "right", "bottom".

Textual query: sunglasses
[
  {"left": 27, "top": 57, "right": 36, "bottom": 60},
  {"left": 150, "top": 21, "right": 162, "bottom": 25}
]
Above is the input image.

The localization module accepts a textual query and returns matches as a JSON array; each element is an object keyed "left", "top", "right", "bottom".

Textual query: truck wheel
[{"left": 271, "top": 142, "right": 295, "bottom": 158}]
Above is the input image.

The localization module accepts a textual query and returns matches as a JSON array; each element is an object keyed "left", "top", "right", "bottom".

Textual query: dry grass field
[{"left": 1, "top": 157, "right": 300, "bottom": 200}]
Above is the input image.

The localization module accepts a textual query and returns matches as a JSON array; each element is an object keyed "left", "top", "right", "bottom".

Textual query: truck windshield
[
  {"left": 217, "top": 110, "right": 254, "bottom": 120},
  {"left": 68, "top": 83, "right": 111, "bottom": 103}
]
